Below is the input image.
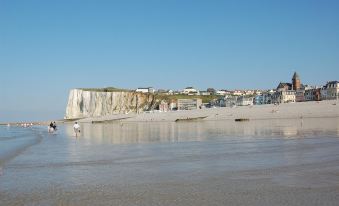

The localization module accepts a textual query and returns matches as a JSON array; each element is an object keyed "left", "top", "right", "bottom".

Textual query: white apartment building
[
  {"left": 136, "top": 87, "right": 155, "bottom": 93},
  {"left": 325, "top": 81, "right": 339, "bottom": 100},
  {"left": 182, "top": 87, "right": 199, "bottom": 95},
  {"left": 216, "top": 90, "right": 227, "bottom": 95}
]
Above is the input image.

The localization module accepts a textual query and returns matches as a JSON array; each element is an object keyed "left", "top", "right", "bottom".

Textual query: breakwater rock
[{"left": 65, "top": 89, "right": 156, "bottom": 119}]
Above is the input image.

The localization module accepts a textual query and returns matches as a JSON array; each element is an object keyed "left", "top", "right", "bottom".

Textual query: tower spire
[{"left": 292, "top": 72, "right": 301, "bottom": 90}]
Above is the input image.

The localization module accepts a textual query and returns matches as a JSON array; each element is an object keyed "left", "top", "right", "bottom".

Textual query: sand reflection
[{"left": 65, "top": 118, "right": 339, "bottom": 145}]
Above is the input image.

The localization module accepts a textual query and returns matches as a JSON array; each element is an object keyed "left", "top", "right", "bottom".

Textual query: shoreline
[{"left": 1, "top": 100, "right": 338, "bottom": 125}]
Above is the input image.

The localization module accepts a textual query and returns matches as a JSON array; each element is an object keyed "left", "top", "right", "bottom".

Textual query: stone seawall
[{"left": 65, "top": 89, "right": 156, "bottom": 119}]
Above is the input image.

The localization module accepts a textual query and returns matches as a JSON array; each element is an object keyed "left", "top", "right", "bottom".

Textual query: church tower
[{"left": 292, "top": 72, "right": 301, "bottom": 90}]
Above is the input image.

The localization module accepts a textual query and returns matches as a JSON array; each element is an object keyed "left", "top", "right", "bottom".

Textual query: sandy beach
[
  {"left": 2, "top": 100, "right": 339, "bottom": 206},
  {"left": 77, "top": 100, "right": 339, "bottom": 123},
  {"left": 1, "top": 118, "right": 339, "bottom": 205}
]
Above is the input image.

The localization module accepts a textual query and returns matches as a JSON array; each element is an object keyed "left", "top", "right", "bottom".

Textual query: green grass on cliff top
[
  {"left": 78, "top": 87, "right": 218, "bottom": 103},
  {"left": 155, "top": 94, "right": 219, "bottom": 103}
]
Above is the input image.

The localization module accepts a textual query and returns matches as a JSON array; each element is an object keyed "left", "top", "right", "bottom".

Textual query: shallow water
[
  {"left": 0, "top": 126, "right": 42, "bottom": 166},
  {"left": 1, "top": 118, "right": 339, "bottom": 205}
]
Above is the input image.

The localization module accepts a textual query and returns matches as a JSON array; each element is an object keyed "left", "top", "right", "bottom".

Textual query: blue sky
[{"left": 1, "top": 0, "right": 339, "bottom": 122}]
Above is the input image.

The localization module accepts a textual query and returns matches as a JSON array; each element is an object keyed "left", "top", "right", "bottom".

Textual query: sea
[{"left": 1, "top": 118, "right": 339, "bottom": 205}]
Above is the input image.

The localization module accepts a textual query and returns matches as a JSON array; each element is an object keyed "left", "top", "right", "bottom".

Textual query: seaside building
[
  {"left": 254, "top": 90, "right": 263, "bottom": 95},
  {"left": 217, "top": 97, "right": 226, "bottom": 107},
  {"left": 136, "top": 87, "right": 155, "bottom": 93},
  {"left": 273, "top": 72, "right": 303, "bottom": 103},
  {"left": 254, "top": 91, "right": 274, "bottom": 105},
  {"left": 167, "top": 90, "right": 174, "bottom": 95},
  {"left": 207, "top": 88, "right": 216, "bottom": 95},
  {"left": 157, "top": 89, "right": 167, "bottom": 93},
  {"left": 275, "top": 80, "right": 295, "bottom": 103},
  {"left": 200, "top": 91, "right": 212, "bottom": 96},
  {"left": 216, "top": 90, "right": 227, "bottom": 95},
  {"left": 321, "top": 81, "right": 339, "bottom": 100},
  {"left": 182, "top": 87, "right": 200, "bottom": 95},
  {"left": 169, "top": 101, "right": 177, "bottom": 110},
  {"left": 158, "top": 100, "right": 169, "bottom": 112},
  {"left": 177, "top": 98, "right": 202, "bottom": 110},
  {"left": 321, "top": 86, "right": 328, "bottom": 100},
  {"left": 277, "top": 82, "right": 292, "bottom": 91},
  {"left": 305, "top": 88, "right": 321, "bottom": 101},
  {"left": 291, "top": 72, "right": 306, "bottom": 102},
  {"left": 327, "top": 81, "right": 339, "bottom": 100},
  {"left": 244, "top": 90, "right": 255, "bottom": 95},
  {"left": 225, "top": 96, "right": 238, "bottom": 107},
  {"left": 263, "top": 91, "right": 274, "bottom": 104},
  {"left": 272, "top": 90, "right": 296, "bottom": 104},
  {"left": 295, "top": 90, "right": 305, "bottom": 102},
  {"left": 157, "top": 89, "right": 174, "bottom": 95},
  {"left": 254, "top": 95, "right": 264, "bottom": 105},
  {"left": 236, "top": 96, "right": 254, "bottom": 106},
  {"left": 232, "top": 90, "right": 244, "bottom": 96},
  {"left": 222, "top": 96, "right": 254, "bottom": 106}
]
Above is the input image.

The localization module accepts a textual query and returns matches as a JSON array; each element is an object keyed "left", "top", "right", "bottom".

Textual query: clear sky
[{"left": 1, "top": 0, "right": 339, "bottom": 122}]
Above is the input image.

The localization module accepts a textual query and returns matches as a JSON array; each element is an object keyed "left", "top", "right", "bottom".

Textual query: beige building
[
  {"left": 158, "top": 100, "right": 169, "bottom": 112},
  {"left": 177, "top": 98, "right": 202, "bottom": 110},
  {"left": 272, "top": 91, "right": 296, "bottom": 104}
]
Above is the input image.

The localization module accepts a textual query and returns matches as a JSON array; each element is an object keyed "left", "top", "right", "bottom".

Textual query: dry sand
[{"left": 78, "top": 100, "right": 339, "bottom": 123}]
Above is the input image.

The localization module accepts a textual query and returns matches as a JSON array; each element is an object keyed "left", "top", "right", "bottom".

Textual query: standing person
[
  {"left": 49, "top": 122, "right": 54, "bottom": 133},
  {"left": 73, "top": 122, "right": 80, "bottom": 137},
  {"left": 52, "top": 121, "right": 57, "bottom": 131}
]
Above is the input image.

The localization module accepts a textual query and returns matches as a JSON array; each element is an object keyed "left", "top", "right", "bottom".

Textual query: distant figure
[
  {"left": 48, "top": 122, "right": 54, "bottom": 133},
  {"left": 52, "top": 121, "right": 57, "bottom": 131},
  {"left": 73, "top": 122, "right": 81, "bottom": 137}
]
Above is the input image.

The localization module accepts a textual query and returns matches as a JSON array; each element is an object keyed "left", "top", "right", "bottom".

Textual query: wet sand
[{"left": 1, "top": 118, "right": 339, "bottom": 205}]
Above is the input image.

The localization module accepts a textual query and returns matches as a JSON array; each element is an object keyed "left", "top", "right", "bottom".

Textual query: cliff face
[{"left": 65, "top": 89, "right": 156, "bottom": 119}]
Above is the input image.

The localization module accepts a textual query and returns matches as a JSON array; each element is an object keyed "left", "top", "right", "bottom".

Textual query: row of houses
[
  {"left": 213, "top": 80, "right": 338, "bottom": 108},
  {"left": 161, "top": 79, "right": 338, "bottom": 112},
  {"left": 254, "top": 81, "right": 339, "bottom": 105},
  {"left": 135, "top": 86, "right": 261, "bottom": 96},
  {"left": 136, "top": 73, "right": 338, "bottom": 111},
  {"left": 157, "top": 98, "right": 203, "bottom": 112},
  {"left": 218, "top": 96, "right": 254, "bottom": 107}
]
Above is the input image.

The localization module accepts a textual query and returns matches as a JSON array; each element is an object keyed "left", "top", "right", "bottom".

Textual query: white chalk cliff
[{"left": 65, "top": 89, "right": 156, "bottom": 119}]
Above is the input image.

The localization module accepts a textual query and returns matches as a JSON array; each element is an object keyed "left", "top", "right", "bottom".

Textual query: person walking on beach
[{"left": 73, "top": 122, "right": 80, "bottom": 137}]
